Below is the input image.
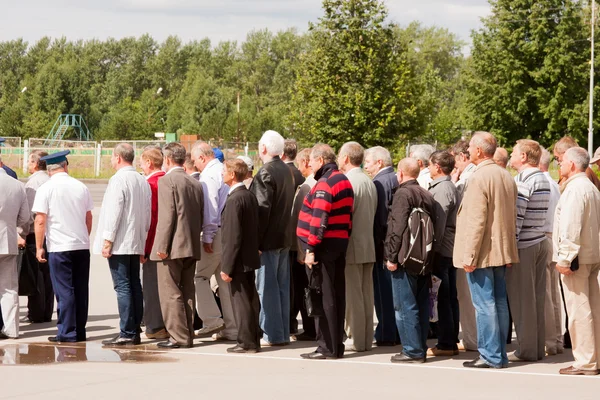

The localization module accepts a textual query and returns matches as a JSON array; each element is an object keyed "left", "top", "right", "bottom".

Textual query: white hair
[
  {"left": 565, "top": 147, "right": 590, "bottom": 171},
  {"left": 259, "top": 130, "right": 285, "bottom": 157},
  {"left": 47, "top": 161, "right": 67, "bottom": 172},
  {"left": 365, "top": 146, "right": 393, "bottom": 167},
  {"left": 539, "top": 147, "right": 552, "bottom": 169},
  {"left": 409, "top": 144, "right": 435, "bottom": 166}
]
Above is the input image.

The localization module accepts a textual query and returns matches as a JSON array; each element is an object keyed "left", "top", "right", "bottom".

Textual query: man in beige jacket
[
  {"left": 553, "top": 147, "right": 600, "bottom": 376},
  {"left": 338, "top": 142, "right": 377, "bottom": 352},
  {"left": 454, "top": 132, "right": 519, "bottom": 369}
]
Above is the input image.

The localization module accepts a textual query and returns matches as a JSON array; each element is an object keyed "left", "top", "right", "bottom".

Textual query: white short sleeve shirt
[{"left": 32, "top": 172, "right": 94, "bottom": 253}]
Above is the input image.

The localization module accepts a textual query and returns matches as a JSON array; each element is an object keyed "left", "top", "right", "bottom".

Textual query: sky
[{"left": 0, "top": 0, "right": 492, "bottom": 49}]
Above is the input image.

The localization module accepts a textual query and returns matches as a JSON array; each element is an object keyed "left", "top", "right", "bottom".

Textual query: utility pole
[{"left": 589, "top": 0, "right": 596, "bottom": 156}]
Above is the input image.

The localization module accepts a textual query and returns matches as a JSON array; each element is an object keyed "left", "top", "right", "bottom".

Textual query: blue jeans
[
  {"left": 391, "top": 269, "right": 430, "bottom": 358},
  {"left": 373, "top": 262, "right": 399, "bottom": 344},
  {"left": 256, "top": 248, "right": 290, "bottom": 344},
  {"left": 108, "top": 255, "right": 144, "bottom": 339},
  {"left": 467, "top": 266, "right": 509, "bottom": 367}
]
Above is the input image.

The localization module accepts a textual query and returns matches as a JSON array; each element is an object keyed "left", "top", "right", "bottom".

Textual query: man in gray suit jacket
[
  {"left": 338, "top": 142, "right": 378, "bottom": 352},
  {"left": 0, "top": 167, "right": 31, "bottom": 339},
  {"left": 152, "top": 143, "right": 204, "bottom": 349}
]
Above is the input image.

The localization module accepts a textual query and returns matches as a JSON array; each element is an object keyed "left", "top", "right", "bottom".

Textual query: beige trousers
[
  {"left": 456, "top": 268, "right": 477, "bottom": 350},
  {"left": 194, "top": 229, "right": 237, "bottom": 338},
  {"left": 0, "top": 255, "right": 19, "bottom": 338},
  {"left": 561, "top": 263, "right": 600, "bottom": 371},
  {"left": 344, "top": 263, "right": 374, "bottom": 351},
  {"left": 544, "top": 253, "right": 564, "bottom": 353}
]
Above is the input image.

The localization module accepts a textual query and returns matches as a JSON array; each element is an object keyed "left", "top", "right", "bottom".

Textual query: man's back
[
  {"left": 346, "top": 168, "right": 377, "bottom": 264},
  {"left": 0, "top": 172, "right": 29, "bottom": 255},
  {"left": 152, "top": 169, "right": 204, "bottom": 261},
  {"left": 454, "top": 160, "right": 519, "bottom": 269},
  {"left": 250, "top": 156, "right": 294, "bottom": 251},
  {"left": 373, "top": 167, "right": 398, "bottom": 263},
  {"left": 32, "top": 173, "right": 93, "bottom": 253}
]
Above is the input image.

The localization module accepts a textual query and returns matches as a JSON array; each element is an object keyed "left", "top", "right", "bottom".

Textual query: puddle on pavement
[{"left": 0, "top": 343, "right": 177, "bottom": 365}]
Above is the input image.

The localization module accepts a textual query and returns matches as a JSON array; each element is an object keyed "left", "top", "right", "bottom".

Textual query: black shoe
[
  {"left": 227, "top": 345, "right": 258, "bottom": 354},
  {"left": 376, "top": 341, "right": 398, "bottom": 347},
  {"left": 133, "top": 334, "right": 141, "bottom": 345},
  {"left": 390, "top": 353, "right": 425, "bottom": 363},
  {"left": 0, "top": 333, "right": 10, "bottom": 340},
  {"left": 102, "top": 336, "right": 135, "bottom": 346},
  {"left": 48, "top": 336, "right": 59, "bottom": 343},
  {"left": 293, "top": 333, "right": 316, "bottom": 341},
  {"left": 463, "top": 357, "right": 503, "bottom": 369},
  {"left": 300, "top": 351, "right": 336, "bottom": 360},
  {"left": 157, "top": 341, "right": 191, "bottom": 349}
]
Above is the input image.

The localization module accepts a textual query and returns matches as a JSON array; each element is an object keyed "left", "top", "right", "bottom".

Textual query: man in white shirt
[
  {"left": 554, "top": 147, "right": 600, "bottom": 376},
  {"left": 191, "top": 141, "right": 237, "bottom": 340},
  {"left": 94, "top": 143, "right": 151, "bottom": 346},
  {"left": 410, "top": 144, "right": 434, "bottom": 189},
  {"left": 33, "top": 150, "right": 93, "bottom": 343},
  {"left": 0, "top": 164, "right": 30, "bottom": 339},
  {"left": 539, "top": 148, "right": 564, "bottom": 356}
]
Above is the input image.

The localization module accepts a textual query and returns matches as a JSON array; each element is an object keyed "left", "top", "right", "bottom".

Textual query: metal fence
[{"left": 1, "top": 139, "right": 260, "bottom": 178}]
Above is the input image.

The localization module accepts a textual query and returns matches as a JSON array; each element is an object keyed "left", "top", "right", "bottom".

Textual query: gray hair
[
  {"left": 163, "top": 142, "right": 187, "bottom": 166},
  {"left": 311, "top": 143, "right": 336, "bottom": 164},
  {"left": 410, "top": 144, "right": 435, "bottom": 166},
  {"left": 539, "top": 147, "right": 552, "bottom": 169},
  {"left": 565, "top": 147, "right": 590, "bottom": 171},
  {"left": 365, "top": 146, "right": 393, "bottom": 167},
  {"left": 114, "top": 143, "right": 135, "bottom": 163},
  {"left": 471, "top": 131, "right": 497, "bottom": 157},
  {"left": 339, "top": 141, "right": 364, "bottom": 166},
  {"left": 191, "top": 141, "right": 214, "bottom": 158},
  {"left": 47, "top": 161, "right": 67, "bottom": 172},
  {"left": 259, "top": 130, "right": 285, "bottom": 157},
  {"left": 283, "top": 139, "right": 298, "bottom": 161}
]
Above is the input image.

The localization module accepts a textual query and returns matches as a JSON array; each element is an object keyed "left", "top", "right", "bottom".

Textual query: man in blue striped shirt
[{"left": 507, "top": 139, "right": 551, "bottom": 362}]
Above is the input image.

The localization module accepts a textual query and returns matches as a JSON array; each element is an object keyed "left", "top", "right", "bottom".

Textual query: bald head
[
  {"left": 493, "top": 147, "right": 509, "bottom": 168},
  {"left": 398, "top": 157, "right": 420, "bottom": 181}
]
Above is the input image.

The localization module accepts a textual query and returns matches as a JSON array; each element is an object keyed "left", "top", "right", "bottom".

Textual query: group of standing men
[{"left": 1, "top": 130, "right": 599, "bottom": 375}]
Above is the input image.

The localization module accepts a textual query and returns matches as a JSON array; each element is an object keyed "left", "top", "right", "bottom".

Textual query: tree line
[{"left": 0, "top": 0, "right": 597, "bottom": 149}]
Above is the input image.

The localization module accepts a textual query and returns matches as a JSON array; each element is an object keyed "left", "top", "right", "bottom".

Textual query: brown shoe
[
  {"left": 559, "top": 366, "right": 599, "bottom": 376},
  {"left": 145, "top": 329, "right": 170, "bottom": 340},
  {"left": 427, "top": 347, "right": 458, "bottom": 357}
]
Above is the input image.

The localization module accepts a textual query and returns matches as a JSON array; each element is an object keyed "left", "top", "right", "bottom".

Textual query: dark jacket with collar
[
  {"left": 384, "top": 179, "right": 436, "bottom": 268},
  {"left": 221, "top": 185, "right": 261, "bottom": 275},
  {"left": 249, "top": 155, "right": 295, "bottom": 251},
  {"left": 373, "top": 167, "right": 399, "bottom": 263}
]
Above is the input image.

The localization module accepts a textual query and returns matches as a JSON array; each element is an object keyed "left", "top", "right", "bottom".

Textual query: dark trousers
[
  {"left": 391, "top": 269, "right": 430, "bottom": 359},
  {"left": 158, "top": 257, "right": 196, "bottom": 346},
  {"left": 108, "top": 254, "right": 144, "bottom": 339},
  {"left": 26, "top": 234, "right": 54, "bottom": 323},
  {"left": 290, "top": 251, "right": 316, "bottom": 337},
  {"left": 48, "top": 250, "right": 90, "bottom": 342},
  {"left": 231, "top": 270, "right": 261, "bottom": 349},
  {"left": 373, "top": 261, "right": 399, "bottom": 344},
  {"left": 433, "top": 255, "right": 459, "bottom": 350},
  {"left": 312, "top": 252, "right": 346, "bottom": 358}
]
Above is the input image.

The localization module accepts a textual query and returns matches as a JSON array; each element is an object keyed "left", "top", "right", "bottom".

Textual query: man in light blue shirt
[
  {"left": 94, "top": 143, "right": 151, "bottom": 346},
  {"left": 191, "top": 141, "right": 237, "bottom": 340}
]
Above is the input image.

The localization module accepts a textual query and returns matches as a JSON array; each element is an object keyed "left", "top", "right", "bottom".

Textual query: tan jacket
[
  {"left": 345, "top": 167, "right": 377, "bottom": 264},
  {"left": 151, "top": 168, "right": 204, "bottom": 261},
  {"left": 553, "top": 172, "right": 600, "bottom": 265},
  {"left": 453, "top": 159, "right": 519, "bottom": 269}
]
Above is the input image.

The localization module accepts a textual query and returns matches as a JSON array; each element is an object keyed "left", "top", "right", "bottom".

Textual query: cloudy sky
[{"left": 0, "top": 0, "right": 491, "bottom": 48}]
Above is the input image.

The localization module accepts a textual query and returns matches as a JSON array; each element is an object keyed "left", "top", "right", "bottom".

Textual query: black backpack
[{"left": 398, "top": 207, "right": 435, "bottom": 275}]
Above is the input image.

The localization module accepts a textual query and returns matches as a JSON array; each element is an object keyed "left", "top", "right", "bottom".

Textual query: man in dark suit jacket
[
  {"left": 220, "top": 159, "right": 261, "bottom": 353},
  {"left": 151, "top": 142, "right": 204, "bottom": 349},
  {"left": 250, "top": 130, "right": 295, "bottom": 345},
  {"left": 363, "top": 146, "right": 400, "bottom": 346}
]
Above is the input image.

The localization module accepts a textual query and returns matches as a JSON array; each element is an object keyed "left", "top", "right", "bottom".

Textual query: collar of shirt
[
  {"left": 374, "top": 166, "right": 393, "bottom": 178},
  {"left": 167, "top": 166, "right": 184, "bottom": 175},
  {"left": 145, "top": 170, "right": 163, "bottom": 180},
  {"left": 229, "top": 182, "right": 245, "bottom": 194},
  {"left": 204, "top": 158, "right": 221, "bottom": 172},
  {"left": 419, "top": 168, "right": 430, "bottom": 177},
  {"left": 429, "top": 175, "right": 451, "bottom": 188},
  {"left": 51, "top": 172, "right": 69, "bottom": 179},
  {"left": 0, "top": 168, "right": 6, "bottom": 176},
  {"left": 116, "top": 165, "right": 136, "bottom": 175},
  {"left": 516, "top": 166, "right": 540, "bottom": 181},
  {"left": 563, "top": 172, "right": 588, "bottom": 187},
  {"left": 29, "top": 170, "right": 47, "bottom": 179}
]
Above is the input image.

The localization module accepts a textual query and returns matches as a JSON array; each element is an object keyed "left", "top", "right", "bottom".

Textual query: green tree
[{"left": 287, "top": 0, "right": 416, "bottom": 148}]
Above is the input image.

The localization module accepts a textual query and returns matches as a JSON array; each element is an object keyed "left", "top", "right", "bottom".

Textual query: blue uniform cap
[
  {"left": 213, "top": 148, "right": 224, "bottom": 163},
  {"left": 41, "top": 150, "right": 71, "bottom": 165}
]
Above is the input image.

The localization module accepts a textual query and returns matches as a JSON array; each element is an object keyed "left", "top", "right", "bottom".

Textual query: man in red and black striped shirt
[{"left": 297, "top": 144, "right": 354, "bottom": 359}]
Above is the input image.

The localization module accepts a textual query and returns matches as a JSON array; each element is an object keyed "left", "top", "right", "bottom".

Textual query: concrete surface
[{"left": 1, "top": 183, "right": 598, "bottom": 399}]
